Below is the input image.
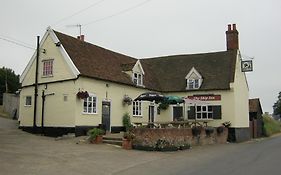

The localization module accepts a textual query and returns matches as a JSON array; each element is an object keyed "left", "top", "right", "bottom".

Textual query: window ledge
[
  {"left": 24, "top": 105, "right": 32, "bottom": 107},
  {"left": 41, "top": 75, "right": 53, "bottom": 78},
  {"left": 82, "top": 112, "right": 98, "bottom": 115},
  {"left": 133, "top": 115, "right": 143, "bottom": 118}
]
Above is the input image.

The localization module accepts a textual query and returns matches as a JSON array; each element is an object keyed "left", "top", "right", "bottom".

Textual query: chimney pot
[
  {"left": 80, "top": 35, "right": 85, "bottom": 41},
  {"left": 232, "top": 24, "right": 236, "bottom": 30},
  {"left": 228, "top": 24, "right": 231, "bottom": 31}
]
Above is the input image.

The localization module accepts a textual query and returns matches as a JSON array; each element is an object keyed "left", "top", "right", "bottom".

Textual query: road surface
[{"left": 0, "top": 117, "right": 280, "bottom": 175}]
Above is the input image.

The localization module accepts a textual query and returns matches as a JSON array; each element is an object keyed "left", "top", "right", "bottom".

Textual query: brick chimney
[
  {"left": 226, "top": 24, "right": 239, "bottom": 50},
  {"left": 77, "top": 35, "right": 85, "bottom": 41}
]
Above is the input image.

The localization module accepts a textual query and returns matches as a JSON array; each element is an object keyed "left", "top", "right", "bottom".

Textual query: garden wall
[{"left": 131, "top": 127, "right": 228, "bottom": 151}]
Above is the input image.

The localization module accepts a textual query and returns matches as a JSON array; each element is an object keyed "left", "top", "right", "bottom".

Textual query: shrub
[
  {"left": 87, "top": 128, "right": 105, "bottom": 140},
  {"left": 263, "top": 116, "right": 281, "bottom": 137},
  {"left": 122, "top": 113, "right": 133, "bottom": 131}
]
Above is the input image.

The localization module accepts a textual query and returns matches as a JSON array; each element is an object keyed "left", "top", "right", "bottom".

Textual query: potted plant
[
  {"left": 76, "top": 91, "right": 89, "bottom": 99},
  {"left": 192, "top": 126, "right": 202, "bottom": 137},
  {"left": 87, "top": 128, "right": 105, "bottom": 144},
  {"left": 216, "top": 126, "right": 225, "bottom": 135},
  {"left": 205, "top": 126, "right": 215, "bottom": 136},
  {"left": 123, "top": 95, "right": 132, "bottom": 105},
  {"left": 122, "top": 113, "right": 133, "bottom": 132},
  {"left": 122, "top": 132, "right": 135, "bottom": 150}
]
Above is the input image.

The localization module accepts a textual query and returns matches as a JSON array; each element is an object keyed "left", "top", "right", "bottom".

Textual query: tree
[
  {"left": 0, "top": 67, "right": 20, "bottom": 105},
  {"left": 273, "top": 92, "right": 281, "bottom": 115}
]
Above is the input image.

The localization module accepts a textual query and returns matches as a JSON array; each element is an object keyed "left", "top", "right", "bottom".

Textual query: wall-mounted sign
[
  {"left": 187, "top": 95, "right": 221, "bottom": 101},
  {"left": 241, "top": 60, "right": 253, "bottom": 72}
]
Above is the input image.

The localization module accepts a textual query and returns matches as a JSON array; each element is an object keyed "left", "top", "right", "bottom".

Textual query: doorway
[
  {"left": 149, "top": 106, "right": 155, "bottom": 122},
  {"left": 102, "top": 101, "right": 111, "bottom": 132},
  {"left": 173, "top": 106, "right": 183, "bottom": 121}
]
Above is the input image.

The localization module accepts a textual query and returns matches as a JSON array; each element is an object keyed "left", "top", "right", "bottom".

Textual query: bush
[
  {"left": 87, "top": 128, "right": 105, "bottom": 140},
  {"left": 263, "top": 116, "right": 281, "bottom": 137},
  {"left": 122, "top": 113, "right": 133, "bottom": 131}
]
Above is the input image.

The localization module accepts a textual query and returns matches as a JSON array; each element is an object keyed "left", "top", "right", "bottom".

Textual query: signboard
[
  {"left": 241, "top": 60, "right": 253, "bottom": 72},
  {"left": 187, "top": 95, "right": 221, "bottom": 101}
]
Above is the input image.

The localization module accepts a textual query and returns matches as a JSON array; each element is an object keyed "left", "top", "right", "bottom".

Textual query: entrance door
[
  {"left": 149, "top": 106, "right": 155, "bottom": 122},
  {"left": 102, "top": 101, "right": 111, "bottom": 131},
  {"left": 173, "top": 106, "right": 183, "bottom": 121}
]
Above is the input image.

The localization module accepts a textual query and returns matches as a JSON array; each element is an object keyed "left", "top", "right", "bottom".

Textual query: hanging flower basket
[
  {"left": 123, "top": 95, "right": 132, "bottom": 105},
  {"left": 76, "top": 91, "right": 89, "bottom": 99}
]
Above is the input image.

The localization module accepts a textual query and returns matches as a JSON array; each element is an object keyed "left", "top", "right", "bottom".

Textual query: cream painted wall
[
  {"left": 158, "top": 90, "right": 235, "bottom": 127},
  {"left": 21, "top": 33, "right": 76, "bottom": 87},
  {"left": 232, "top": 53, "right": 250, "bottom": 128},
  {"left": 74, "top": 77, "right": 154, "bottom": 128},
  {"left": 19, "top": 81, "right": 77, "bottom": 127}
]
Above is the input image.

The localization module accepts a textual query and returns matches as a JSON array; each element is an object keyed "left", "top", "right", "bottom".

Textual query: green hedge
[{"left": 263, "top": 116, "right": 281, "bottom": 137}]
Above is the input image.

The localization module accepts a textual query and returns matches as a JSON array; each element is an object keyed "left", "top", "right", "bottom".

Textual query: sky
[{"left": 0, "top": 0, "right": 280, "bottom": 113}]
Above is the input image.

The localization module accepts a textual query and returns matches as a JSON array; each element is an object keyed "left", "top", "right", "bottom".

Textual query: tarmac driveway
[{"left": 1, "top": 117, "right": 281, "bottom": 175}]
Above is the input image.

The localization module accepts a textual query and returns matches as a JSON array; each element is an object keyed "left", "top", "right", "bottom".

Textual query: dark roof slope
[
  {"left": 55, "top": 31, "right": 138, "bottom": 86},
  {"left": 141, "top": 51, "right": 237, "bottom": 92},
  {"left": 249, "top": 98, "right": 263, "bottom": 113},
  {"left": 55, "top": 30, "right": 237, "bottom": 92}
]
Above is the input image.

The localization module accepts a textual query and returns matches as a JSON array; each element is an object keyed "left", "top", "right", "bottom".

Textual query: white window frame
[
  {"left": 196, "top": 105, "right": 213, "bottom": 120},
  {"left": 83, "top": 94, "right": 97, "bottom": 114},
  {"left": 42, "top": 59, "right": 54, "bottom": 77},
  {"left": 133, "top": 72, "right": 143, "bottom": 86},
  {"left": 187, "top": 78, "right": 200, "bottom": 89},
  {"left": 25, "top": 96, "right": 32, "bottom": 106},
  {"left": 133, "top": 101, "right": 142, "bottom": 117}
]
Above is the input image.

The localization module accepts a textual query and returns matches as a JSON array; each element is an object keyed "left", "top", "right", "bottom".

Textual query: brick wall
[{"left": 132, "top": 127, "right": 228, "bottom": 148}]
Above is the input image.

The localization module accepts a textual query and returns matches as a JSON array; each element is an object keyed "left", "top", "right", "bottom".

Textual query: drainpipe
[
  {"left": 41, "top": 90, "right": 54, "bottom": 135},
  {"left": 33, "top": 36, "right": 40, "bottom": 133}
]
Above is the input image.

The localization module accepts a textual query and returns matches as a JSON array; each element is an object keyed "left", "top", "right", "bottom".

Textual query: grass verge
[{"left": 263, "top": 116, "right": 281, "bottom": 137}]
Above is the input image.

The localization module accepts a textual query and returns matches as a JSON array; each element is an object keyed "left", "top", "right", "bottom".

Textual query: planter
[
  {"left": 205, "top": 127, "right": 215, "bottom": 136},
  {"left": 122, "top": 139, "right": 132, "bottom": 150},
  {"left": 91, "top": 135, "right": 103, "bottom": 144},
  {"left": 216, "top": 126, "right": 224, "bottom": 135},
  {"left": 192, "top": 126, "right": 202, "bottom": 137}
]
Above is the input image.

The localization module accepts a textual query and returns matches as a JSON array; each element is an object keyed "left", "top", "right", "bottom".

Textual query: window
[
  {"left": 133, "top": 101, "right": 142, "bottom": 116},
  {"left": 133, "top": 73, "right": 143, "bottom": 86},
  {"left": 187, "top": 79, "right": 200, "bottom": 89},
  {"left": 25, "top": 96, "right": 32, "bottom": 106},
  {"left": 83, "top": 95, "right": 97, "bottom": 114},
  {"left": 196, "top": 105, "right": 213, "bottom": 120},
  {"left": 42, "top": 60, "right": 53, "bottom": 76}
]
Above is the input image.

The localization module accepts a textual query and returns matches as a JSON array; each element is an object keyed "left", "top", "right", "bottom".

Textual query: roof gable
[
  {"left": 20, "top": 27, "right": 80, "bottom": 84},
  {"left": 185, "top": 67, "right": 202, "bottom": 79}
]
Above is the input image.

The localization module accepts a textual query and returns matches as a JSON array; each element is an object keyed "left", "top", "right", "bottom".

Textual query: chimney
[
  {"left": 226, "top": 24, "right": 239, "bottom": 50},
  {"left": 77, "top": 35, "right": 85, "bottom": 41}
]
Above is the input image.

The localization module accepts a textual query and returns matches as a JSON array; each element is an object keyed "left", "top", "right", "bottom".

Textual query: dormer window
[
  {"left": 188, "top": 79, "right": 200, "bottom": 89},
  {"left": 133, "top": 72, "right": 143, "bottom": 86},
  {"left": 131, "top": 60, "right": 145, "bottom": 87},
  {"left": 186, "top": 67, "right": 203, "bottom": 90}
]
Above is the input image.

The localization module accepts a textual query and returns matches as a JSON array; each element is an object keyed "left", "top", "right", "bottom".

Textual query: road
[{"left": 0, "top": 117, "right": 280, "bottom": 175}]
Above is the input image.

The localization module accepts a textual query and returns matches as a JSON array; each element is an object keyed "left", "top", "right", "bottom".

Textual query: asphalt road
[{"left": 0, "top": 117, "right": 280, "bottom": 175}]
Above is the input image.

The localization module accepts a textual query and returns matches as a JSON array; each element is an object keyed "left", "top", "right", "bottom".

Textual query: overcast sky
[{"left": 0, "top": 0, "right": 280, "bottom": 113}]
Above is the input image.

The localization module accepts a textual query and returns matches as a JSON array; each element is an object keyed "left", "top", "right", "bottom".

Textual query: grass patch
[{"left": 263, "top": 116, "right": 281, "bottom": 137}]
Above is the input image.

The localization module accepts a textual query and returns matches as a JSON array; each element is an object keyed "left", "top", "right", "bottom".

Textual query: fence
[{"left": 3, "top": 93, "right": 19, "bottom": 119}]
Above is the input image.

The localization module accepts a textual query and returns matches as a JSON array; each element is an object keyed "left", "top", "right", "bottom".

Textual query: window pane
[
  {"left": 196, "top": 106, "right": 201, "bottom": 112},
  {"left": 202, "top": 113, "right": 207, "bottom": 119},
  {"left": 194, "top": 79, "right": 199, "bottom": 88},
  {"left": 208, "top": 106, "right": 212, "bottom": 112},
  {"left": 197, "top": 113, "right": 201, "bottom": 119},
  {"left": 202, "top": 106, "right": 207, "bottom": 112},
  {"left": 208, "top": 113, "right": 213, "bottom": 119}
]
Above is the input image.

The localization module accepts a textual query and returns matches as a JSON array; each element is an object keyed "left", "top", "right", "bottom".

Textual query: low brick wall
[{"left": 131, "top": 127, "right": 228, "bottom": 150}]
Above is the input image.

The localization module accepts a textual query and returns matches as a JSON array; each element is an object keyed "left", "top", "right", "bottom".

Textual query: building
[
  {"left": 19, "top": 24, "right": 250, "bottom": 141},
  {"left": 249, "top": 98, "right": 263, "bottom": 138}
]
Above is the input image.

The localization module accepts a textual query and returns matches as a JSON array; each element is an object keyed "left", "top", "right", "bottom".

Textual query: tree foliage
[
  {"left": 0, "top": 67, "right": 20, "bottom": 104},
  {"left": 273, "top": 92, "right": 281, "bottom": 115}
]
